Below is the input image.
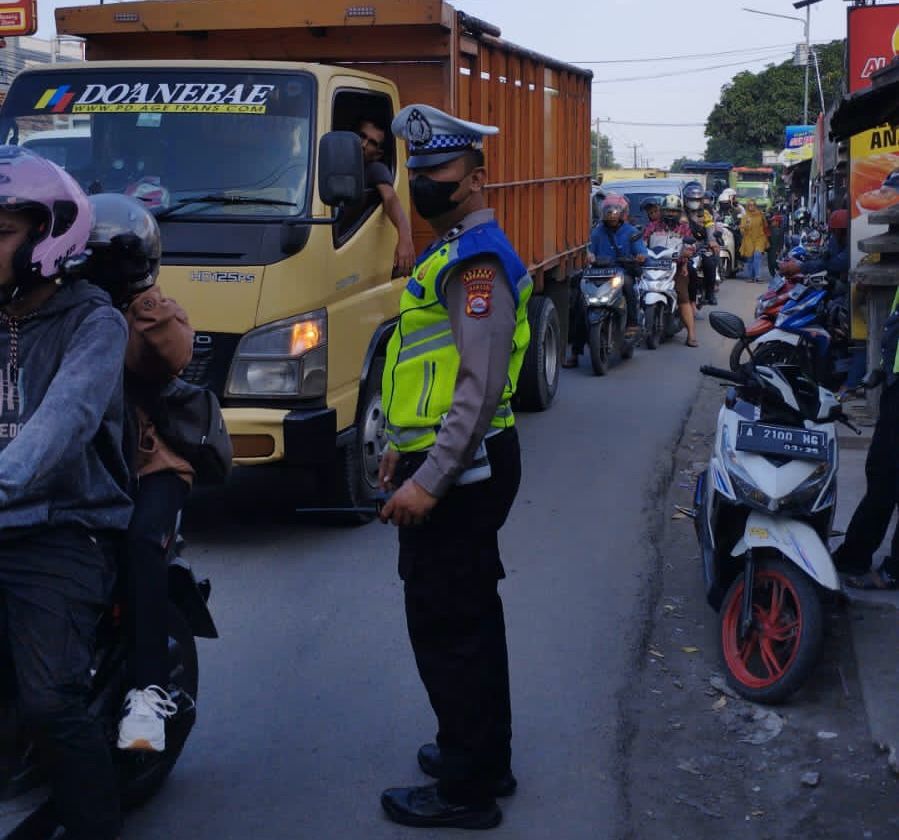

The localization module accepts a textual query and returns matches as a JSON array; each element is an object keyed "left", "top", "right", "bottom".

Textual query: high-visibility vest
[{"left": 382, "top": 219, "right": 532, "bottom": 453}]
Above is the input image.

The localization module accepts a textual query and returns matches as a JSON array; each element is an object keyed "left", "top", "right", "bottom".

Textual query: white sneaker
[{"left": 117, "top": 686, "right": 177, "bottom": 752}]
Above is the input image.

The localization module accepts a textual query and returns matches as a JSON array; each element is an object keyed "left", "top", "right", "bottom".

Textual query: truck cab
[{"left": 5, "top": 0, "right": 591, "bottom": 515}]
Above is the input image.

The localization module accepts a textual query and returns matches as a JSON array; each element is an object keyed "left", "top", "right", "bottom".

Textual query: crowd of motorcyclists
[{"left": 566, "top": 177, "right": 850, "bottom": 367}]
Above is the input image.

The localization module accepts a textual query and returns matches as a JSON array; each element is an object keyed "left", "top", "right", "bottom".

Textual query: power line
[
  {"left": 570, "top": 42, "right": 796, "bottom": 65},
  {"left": 599, "top": 119, "right": 706, "bottom": 128},
  {"left": 593, "top": 52, "right": 792, "bottom": 85}
]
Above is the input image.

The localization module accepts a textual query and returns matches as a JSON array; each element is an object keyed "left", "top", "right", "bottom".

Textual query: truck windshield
[
  {"left": 736, "top": 185, "right": 769, "bottom": 199},
  {"left": 0, "top": 70, "right": 314, "bottom": 218}
]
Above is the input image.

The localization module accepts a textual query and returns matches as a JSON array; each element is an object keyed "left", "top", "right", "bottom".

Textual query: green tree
[
  {"left": 704, "top": 40, "right": 844, "bottom": 165},
  {"left": 591, "top": 131, "right": 618, "bottom": 173},
  {"left": 670, "top": 156, "right": 695, "bottom": 172}
]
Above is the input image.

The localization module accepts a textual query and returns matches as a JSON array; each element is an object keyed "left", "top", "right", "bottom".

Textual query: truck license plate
[{"left": 736, "top": 422, "right": 827, "bottom": 461}]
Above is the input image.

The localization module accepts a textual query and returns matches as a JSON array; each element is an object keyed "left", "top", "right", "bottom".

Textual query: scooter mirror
[{"left": 709, "top": 311, "right": 747, "bottom": 340}]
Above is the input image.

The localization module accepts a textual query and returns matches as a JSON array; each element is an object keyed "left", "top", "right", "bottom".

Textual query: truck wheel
[
  {"left": 516, "top": 295, "right": 560, "bottom": 412},
  {"left": 321, "top": 357, "right": 386, "bottom": 524}
]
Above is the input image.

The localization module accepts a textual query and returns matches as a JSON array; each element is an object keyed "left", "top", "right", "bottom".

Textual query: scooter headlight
[
  {"left": 778, "top": 440, "right": 836, "bottom": 513},
  {"left": 721, "top": 426, "right": 775, "bottom": 513}
]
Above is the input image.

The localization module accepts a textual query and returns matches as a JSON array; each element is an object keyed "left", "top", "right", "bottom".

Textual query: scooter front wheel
[
  {"left": 644, "top": 303, "right": 660, "bottom": 350},
  {"left": 588, "top": 320, "right": 610, "bottom": 376},
  {"left": 719, "top": 557, "right": 823, "bottom": 705}
]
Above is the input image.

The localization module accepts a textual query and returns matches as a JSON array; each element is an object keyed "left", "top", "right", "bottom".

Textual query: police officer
[{"left": 377, "top": 104, "right": 530, "bottom": 830}]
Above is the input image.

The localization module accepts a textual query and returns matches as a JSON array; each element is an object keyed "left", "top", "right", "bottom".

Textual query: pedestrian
[
  {"left": 832, "top": 285, "right": 899, "bottom": 590},
  {"left": 740, "top": 199, "right": 769, "bottom": 282},
  {"left": 377, "top": 103, "right": 529, "bottom": 830}
]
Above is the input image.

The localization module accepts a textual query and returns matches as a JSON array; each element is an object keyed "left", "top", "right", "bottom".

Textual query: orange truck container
[{"left": 2, "top": 1, "right": 592, "bottom": 513}]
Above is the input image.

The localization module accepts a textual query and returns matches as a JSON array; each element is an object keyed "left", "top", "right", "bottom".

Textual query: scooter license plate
[
  {"left": 586, "top": 268, "right": 618, "bottom": 278},
  {"left": 736, "top": 422, "right": 828, "bottom": 461}
]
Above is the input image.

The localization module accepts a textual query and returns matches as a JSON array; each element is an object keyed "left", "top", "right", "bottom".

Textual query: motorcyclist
[
  {"left": 643, "top": 194, "right": 698, "bottom": 347},
  {"left": 683, "top": 181, "right": 720, "bottom": 306},
  {"left": 0, "top": 147, "right": 131, "bottom": 840},
  {"left": 588, "top": 194, "right": 646, "bottom": 338},
  {"left": 641, "top": 197, "right": 661, "bottom": 227},
  {"left": 84, "top": 194, "right": 195, "bottom": 754},
  {"left": 780, "top": 208, "right": 849, "bottom": 282}
]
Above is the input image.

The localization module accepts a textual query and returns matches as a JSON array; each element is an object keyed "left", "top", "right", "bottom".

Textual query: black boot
[
  {"left": 381, "top": 783, "right": 502, "bottom": 830},
  {"left": 418, "top": 743, "right": 518, "bottom": 798}
]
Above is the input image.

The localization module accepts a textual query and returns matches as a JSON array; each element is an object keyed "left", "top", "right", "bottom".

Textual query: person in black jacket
[{"left": 0, "top": 147, "right": 130, "bottom": 839}]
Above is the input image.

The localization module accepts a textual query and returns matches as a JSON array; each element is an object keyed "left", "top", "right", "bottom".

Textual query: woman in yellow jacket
[{"left": 739, "top": 199, "right": 770, "bottom": 283}]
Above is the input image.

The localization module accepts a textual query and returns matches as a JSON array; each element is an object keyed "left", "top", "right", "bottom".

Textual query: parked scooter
[
  {"left": 580, "top": 257, "right": 638, "bottom": 376},
  {"left": 715, "top": 221, "right": 737, "bottom": 280},
  {"left": 694, "top": 311, "right": 858, "bottom": 704},
  {"left": 733, "top": 271, "right": 850, "bottom": 390},
  {"left": 1, "top": 528, "right": 217, "bottom": 838},
  {"left": 639, "top": 244, "right": 684, "bottom": 349}
]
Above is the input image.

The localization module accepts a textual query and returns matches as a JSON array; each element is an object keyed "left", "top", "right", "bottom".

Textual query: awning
[{"left": 831, "top": 59, "right": 899, "bottom": 140}]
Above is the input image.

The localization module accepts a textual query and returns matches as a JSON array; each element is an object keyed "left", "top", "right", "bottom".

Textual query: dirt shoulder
[{"left": 623, "top": 374, "right": 899, "bottom": 840}]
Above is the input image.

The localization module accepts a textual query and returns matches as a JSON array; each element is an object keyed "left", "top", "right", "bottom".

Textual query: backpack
[{"left": 153, "top": 378, "right": 233, "bottom": 484}]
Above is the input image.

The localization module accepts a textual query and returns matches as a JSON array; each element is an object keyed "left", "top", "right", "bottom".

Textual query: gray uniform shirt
[{"left": 412, "top": 209, "right": 518, "bottom": 499}]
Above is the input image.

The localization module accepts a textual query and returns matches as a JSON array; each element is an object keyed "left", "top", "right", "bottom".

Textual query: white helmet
[
  {"left": 719, "top": 188, "right": 736, "bottom": 203},
  {"left": 661, "top": 194, "right": 682, "bottom": 212}
]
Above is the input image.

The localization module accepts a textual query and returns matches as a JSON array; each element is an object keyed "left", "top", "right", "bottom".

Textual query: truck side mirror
[{"left": 318, "top": 131, "right": 364, "bottom": 208}]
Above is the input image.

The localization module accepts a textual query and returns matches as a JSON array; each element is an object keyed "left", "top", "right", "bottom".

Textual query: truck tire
[
  {"left": 320, "top": 357, "right": 386, "bottom": 524},
  {"left": 516, "top": 295, "right": 561, "bottom": 412}
]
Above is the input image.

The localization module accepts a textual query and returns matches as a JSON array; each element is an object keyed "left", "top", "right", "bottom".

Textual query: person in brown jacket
[{"left": 85, "top": 194, "right": 195, "bottom": 752}]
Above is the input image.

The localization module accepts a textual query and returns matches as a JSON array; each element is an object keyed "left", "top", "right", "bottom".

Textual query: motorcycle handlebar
[{"left": 700, "top": 365, "right": 744, "bottom": 383}]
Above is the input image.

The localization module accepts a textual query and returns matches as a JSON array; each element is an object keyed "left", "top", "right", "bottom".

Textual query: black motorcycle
[
  {"left": 1, "top": 531, "right": 217, "bottom": 839},
  {"left": 580, "top": 257, "right": 639, "bottom": 376}
]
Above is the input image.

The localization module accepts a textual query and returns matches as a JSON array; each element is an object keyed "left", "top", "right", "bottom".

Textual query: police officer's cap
[{"left": 392, "top": 104, "right": 499, "bottom": 170}]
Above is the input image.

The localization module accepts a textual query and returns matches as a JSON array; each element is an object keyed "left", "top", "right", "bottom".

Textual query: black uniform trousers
[
  {"left": 834, "top": 384, "right": 899, "bottom": 579},
  {"left": 0, "top": 527, "right": 121, "bottom": 840},
  {"left": 396, "top": 428, "right": 521, "bottom": 806}
]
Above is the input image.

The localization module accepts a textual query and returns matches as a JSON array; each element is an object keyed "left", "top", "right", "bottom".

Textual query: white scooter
[
  {"left": 639, "top": 235, "right": 684, "bottom": 349},
  {"left": 694, "top": 311, "right": 858, "bottom": 704}
]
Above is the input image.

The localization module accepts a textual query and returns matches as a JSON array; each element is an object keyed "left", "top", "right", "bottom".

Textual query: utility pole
[
  {"left": 802, "top": 3, "right": 810, "bottom": 125},
  {"left": 629, "top": 142, "right": 640, "bottom": 169},
  {"left": 594, "top": 116, "right": 601, "bottom": 175}
]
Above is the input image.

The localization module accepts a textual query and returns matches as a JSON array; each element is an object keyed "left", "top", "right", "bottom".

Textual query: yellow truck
[{"left": 1, "top": 0, "right": 592, "bottom": 513}]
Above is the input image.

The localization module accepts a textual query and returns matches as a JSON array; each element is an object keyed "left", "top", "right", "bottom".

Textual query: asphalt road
[{"left": 2, "top": 278, "right": 760, "bottom": 840}]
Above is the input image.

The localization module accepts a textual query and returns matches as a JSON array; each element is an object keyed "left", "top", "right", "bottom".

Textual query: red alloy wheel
[{"left": 721, "top": 569, "right": 803, "bottom": 689}]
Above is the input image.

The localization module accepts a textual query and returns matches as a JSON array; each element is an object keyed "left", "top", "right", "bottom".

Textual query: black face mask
[{"left": 411, "top": 175, "right": 463, "bottom": 220}]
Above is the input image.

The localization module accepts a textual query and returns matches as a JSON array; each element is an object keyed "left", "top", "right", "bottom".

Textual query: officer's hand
[
  {"left": 395, "top": 237, "right": 416, "bottom": 277},
  {"left": 587, "top": 253, "right": 596, "bottom": 266},
  {"left": 635, "top": 254, "right": 646, "bottom": 264},
  {"left": 380, "top": 479, "right": 437, "bottom": 527},
  {"left": 379, "top": 448, "right": 400, "bottom": 491},
  {"left": 710, "top": 242, "right": 720, "bottom": 254}
]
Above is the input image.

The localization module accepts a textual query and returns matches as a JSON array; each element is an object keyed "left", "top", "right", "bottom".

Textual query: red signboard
[
  {"left": 0, "top": 1, "right": 37, "bottom": 37},
  {"left": 848, "top": 2, "right": 899, "bottom": 93}
]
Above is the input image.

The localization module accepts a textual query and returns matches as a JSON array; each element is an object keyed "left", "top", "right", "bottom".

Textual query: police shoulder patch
[{"left": 462, "top": 266, "right": 495, "bottom": 319}]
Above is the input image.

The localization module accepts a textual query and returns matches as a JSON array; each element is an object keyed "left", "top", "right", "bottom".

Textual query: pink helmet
[{"left": 0, "top": 145, "right": 92, "bottom": 296}]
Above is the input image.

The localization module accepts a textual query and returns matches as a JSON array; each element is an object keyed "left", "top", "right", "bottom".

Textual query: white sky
[{"left": 40, "top": 0, "right": 852, "bottom": 168}]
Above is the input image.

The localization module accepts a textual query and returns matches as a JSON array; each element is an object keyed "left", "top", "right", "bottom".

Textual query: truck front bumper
[{"left": 225, "top": 407, "right": 337, "bottom": 467}]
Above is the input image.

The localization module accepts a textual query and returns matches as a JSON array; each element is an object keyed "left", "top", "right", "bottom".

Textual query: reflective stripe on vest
[{"left": 382, "top": 221, "right": 532, "bottom": 453}]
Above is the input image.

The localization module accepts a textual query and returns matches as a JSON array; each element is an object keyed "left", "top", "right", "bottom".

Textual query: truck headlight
[{"left": 226, "top": 310, "right": 327, "bottom": 398}]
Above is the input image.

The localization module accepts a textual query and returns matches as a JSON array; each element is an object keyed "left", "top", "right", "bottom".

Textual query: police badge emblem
[{"left": 406, "top": 109, "right": 433, "bottom": 147}]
